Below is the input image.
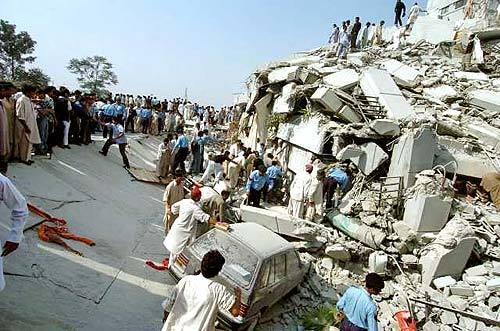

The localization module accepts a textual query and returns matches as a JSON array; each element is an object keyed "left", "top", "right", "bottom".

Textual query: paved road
[{"left": 0, "top": 136, "right": 173, "bottom": 331}]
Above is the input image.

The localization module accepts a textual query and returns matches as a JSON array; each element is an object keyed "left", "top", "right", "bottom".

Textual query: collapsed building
[{"left": 232, "top": 3, "right": 500, "bottom": 330}]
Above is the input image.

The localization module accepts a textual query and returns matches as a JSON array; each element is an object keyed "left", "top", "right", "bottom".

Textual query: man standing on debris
[
  {"left": 306, "top": 169, "right": 325, "bottom": 223},
  {"left": 245, "top": 164, "right": 269, "bottom": 208},
  {"left": 163, "top": 185, "right": 210, "bottom": 264},
  {"left": 328, "top": 23, "right": 340, "bottom": 49},
  {"left": 406, "top": 2, "right": 425, "bottom": 30},
  {"left": 0, "top": 173, "right": 28, "bottom": 291},
  {"left": 394, "top": 0, "right": 406, "bottom": 27},
  {"left": 161, "top": 250, "right": 241, "bottom": 330},
  {"left": 351, "top": 17, "right": 362, "bottom": 49},
  {"left": 162, "top": 170, "right": 186, "bottom": 233},
  {"left": 171, "top": 128, "right": 189, "bottom": 174},
  {"left": 372, "top": 21, "right": 385, "bottom": 46},
  {"left": 288, "top": 164, "right": 313, "bottom": 218},
  {"left": 361, "top": 22, "right": 372, "bottom": 49},
  {"left": 337, "top": 25, "right": 351, "bottom": 59},
  {"left": 99, "top": 116, "right": 130, "bottom": 169},
  {"left": 337, "top": 273, "right": 384, "bottom": 331},
  {"left": 156, "top": 135, "right": 174, "bottom": 178}
]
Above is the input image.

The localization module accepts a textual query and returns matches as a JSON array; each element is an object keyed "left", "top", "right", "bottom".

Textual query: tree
[
  {"left": 14, "top": 67, "right": 50, "bottom": 88},
  {"left": 67, "top": 55, "right": 118, "bottom": 96},
  {"left": 0, "top": 20, "right": 37, "bottom": 80}
]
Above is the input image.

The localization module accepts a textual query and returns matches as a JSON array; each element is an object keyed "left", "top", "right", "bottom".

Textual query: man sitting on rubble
[{"left": 337, "top": 272, "right": 384, "bottom": 331}]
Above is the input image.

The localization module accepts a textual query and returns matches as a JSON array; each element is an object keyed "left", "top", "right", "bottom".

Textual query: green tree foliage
[
  {"left": 67, "top": 55, "right": 118, "bottom": 96},
  {"left": 0, "top": 19, "right": 36, "bottom": 80},
  {"left": 14, "top": 68, "right": 50, "bottom": 88}
]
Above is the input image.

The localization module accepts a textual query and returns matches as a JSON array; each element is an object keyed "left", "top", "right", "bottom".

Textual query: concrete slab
[
  {"left": 273, "top": 83, "right": 296, "bottom": 114},
  {"left": 468, "top": 90, "right": 500, "bottom": 116},
  {"left": 408, "top": 15, "right": 456, "bottom": 44},
  {"left": 369, "top": 119, "right": 400, "bottom": 136},
  {"left": 403, "top": 194, "right": 452, "bottom": 233},
  {"left": 381, "top": 59, "right": 421, "bottom": 87},
  {"left": 239, "top": 204, "right": 297, "bottom": 237},
  {"left": 466, "top": 121, "right": 500, "bottom": 153},
  {"left": 338, "top": 105, "right": 363, "bottom": 123},
  {"left": 360, "top": 68, "right": 415, "bottom": 120},
  {"left": 433, "top": 275, "right": 456, "bottom": 289},
  {"left": 434, "top": 136, "right": 497, "bottom": 179},
  {"left": 268, "top": 66, "right": 300, "bottom": 83},
  {"left": 311, "top": 86, "right": 344, "bottom": 113},
  {"left": 454, "top": 71, "right": 489, "bottom": 81},
  {"left": 423, "top": 85, "right": 458, "bottom": 102},
  {"left": 323, "top": 69, "right": 359, "bottom": 90},
  {"left": 387, "top": 127, "right": 437, "bottom": 189},
  {"left": 420, "top": 237, "right": 476, "bottom": 286},
  {"left": 347, "top": 52, "right": 366, "bottom": 66},
  {"left": 338, "top": 142, "right": 388, "bottom": 176}
]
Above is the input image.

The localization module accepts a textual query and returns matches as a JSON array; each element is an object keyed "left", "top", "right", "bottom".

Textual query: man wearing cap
[
  {"left": 337, "top": 273, "right": 384, "bottom": 331},
  {"left": 288, "top": 164, "right": 314, "bottom": 218},
  {"left": 163, "top": 185, "right": 211, "bottom": 264}
]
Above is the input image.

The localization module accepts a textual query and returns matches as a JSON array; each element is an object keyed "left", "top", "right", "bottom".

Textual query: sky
[{"left": 3, "top": 0, "right": 427, "bottom": 106}]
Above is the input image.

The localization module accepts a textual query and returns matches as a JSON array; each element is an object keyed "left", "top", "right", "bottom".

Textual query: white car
[{"left": 169, "top": 223, "right": 308, "bottom": 330}]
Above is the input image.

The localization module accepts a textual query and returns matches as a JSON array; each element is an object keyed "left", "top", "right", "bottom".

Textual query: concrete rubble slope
[
  {"left": 235, "top": 11, "right": 500, "bottom": 330},
  {"left": 0, "top": 134, "right": 170, "bottom": 330}
]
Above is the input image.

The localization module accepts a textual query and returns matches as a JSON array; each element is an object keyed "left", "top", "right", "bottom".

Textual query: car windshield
[{"left": 191, "top": 230, "right": 259, "bottom": 288}]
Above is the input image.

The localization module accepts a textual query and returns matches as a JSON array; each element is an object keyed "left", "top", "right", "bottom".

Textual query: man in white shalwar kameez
[
  {"left": 306, "top": 169, "right": 325, "bottom": 223},
  {"left": 161, "top": 250, "right": 241, "bottom": 331},
  {"left": 15, "top": 86, "right": 41, "bottom": 164},
  {"left": 163, "top": 186, "right": 211, "bottom": 264},
  {"left": 288, "top": 164, "right": 313, "bottom": 219},
  {"left": 0, "top": 173, "right": 28, "bottom": 291}
]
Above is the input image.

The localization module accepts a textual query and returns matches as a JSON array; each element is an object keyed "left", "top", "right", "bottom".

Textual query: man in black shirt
[
  {"left": 351, "top": 17, "right": 362, "bottom": 49},
  {"left": 395, "top": 0, "right": 406, "bottom": 27}
]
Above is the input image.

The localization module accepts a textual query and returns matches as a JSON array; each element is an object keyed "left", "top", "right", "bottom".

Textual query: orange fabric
[{"left": 29, "top": 202, "right": 95, "bottom": 256}]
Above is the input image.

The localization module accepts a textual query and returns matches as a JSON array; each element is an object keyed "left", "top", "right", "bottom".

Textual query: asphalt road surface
[{"left": 0, "top": 136, "right": 174, "bottom": 331}]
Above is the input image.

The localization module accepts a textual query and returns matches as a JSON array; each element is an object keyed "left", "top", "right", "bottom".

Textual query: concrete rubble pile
[{"left": 234, "top": 22, "right": 500, "bottom": 330}]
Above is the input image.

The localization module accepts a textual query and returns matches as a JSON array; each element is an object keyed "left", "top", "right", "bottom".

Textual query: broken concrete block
[
  {"left": 368, "top": 251, "right": 388, "bottom": 275},
  {"left": 325, "top": 244, "right": 351, "bottom": 262},
  {"left": 420, "top": 237, "right": 476, "bottom": 286},
  {"left": 323, "top": 69, "right": 359, "bottom": 90},
  {"left": 463, "top": 275, "right": 488, "bottom": 286},
  {"left": 346, "top": 52, "right": 366, "bottom": 66},
  {"left": 272, "top": 83, "right": 297, "bottom": 114},
  {"left": 434, "top": 136, "right": 497, "bottom": 179},
  {"left": 448, "top": 295, "right": 468, "bottom": 311},
  {"left": 449, "top": 284, "right": 475, "bottom": 297},
  {"left": 465, "top": 264, "right": 489, "bottom": 277},
  {"left": 311, "top": 86, "right": 343, "bottom": 113},
  {"left": 440, "top": 310, "right": 458, "bottom": 325},
  {"left": 423, "top": 85, "right": 458, "bottom": 102},
  {"left": 239, "top": 204, "right": 296, "bottom": 237},
  {"left": 381, "top": 59, "right": 421, "bottom": 87},
  {"left": 387, "top": 127, "right": 436, "bottom": 189},
  {"left": 466, "top": 121, "right": 500, "bottom": 153},
  {"left": 336, "top": 144, "right": 363, "bottom": 160},
  {"left": 433, "top": 275, "right": 457, "bottom": 289},
  {"left": 393, "top": 221, "right": 416, "bottom": 242},
  {"left": 369, "top": 119, "right": 400, "bottom": 136},
  {"left": 403, "top": 194, "right": 452, "bottom": 233},
  {"left": 360, "top": 68, "right": 415, "bottom": 120},
  {"left": 337, "top": 142, "right": 388, "bottom": 176},
  {"left": 338, "top": 105, "right": 363, "bottom": 123},
  {"left": 486, "top": 278, "right": 500, "bottom": 291},
  {"left": 268, "top": 66, "right": 300, "bottom": 83},
  {"left": 454, "top": 71, "right": 489, "bottom": 81},
  {"left": 297, "top": 67, "right": 320, "bottom": 84},
  {"left": 422, "top": 320, "right": 439, "bottom": 331}
]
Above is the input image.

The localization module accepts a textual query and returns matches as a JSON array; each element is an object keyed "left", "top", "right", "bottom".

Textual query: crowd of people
[
  {"left": 328, "top": 1, "right": 425, "bottom": 58},
  {"left": 0, "top": 81, "right": 239, "bottom": 172}
]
